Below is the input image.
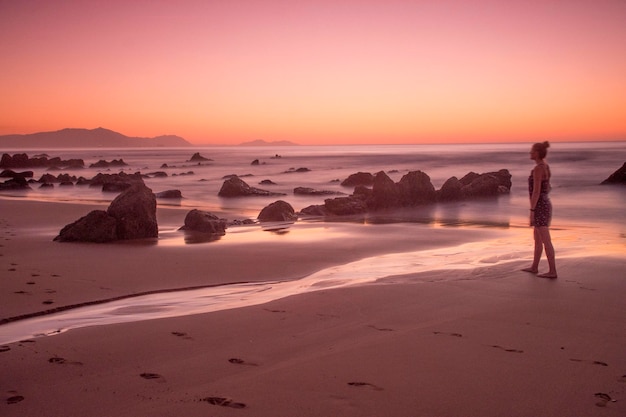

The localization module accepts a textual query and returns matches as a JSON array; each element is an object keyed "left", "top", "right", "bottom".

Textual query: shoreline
[{"left": 1, "top": 196, "right": 625, "bottom": 416}]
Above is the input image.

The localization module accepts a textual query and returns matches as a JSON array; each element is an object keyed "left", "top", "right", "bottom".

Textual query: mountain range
[
  {"left": 0, "top": 128, "right": 192, "bottom": 148},
  {"left": 238, "top": 139, "right": 299, "bottom": 146}
]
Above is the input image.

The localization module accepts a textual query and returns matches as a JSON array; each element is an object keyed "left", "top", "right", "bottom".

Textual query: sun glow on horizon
[{"left": 1, "top": 0, "right": 625, "bottom": 145}]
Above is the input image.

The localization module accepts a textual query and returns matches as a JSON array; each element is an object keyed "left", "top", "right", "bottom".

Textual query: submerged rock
[
  {"left": 601, "top": 162, "right": 626, "bottom": 185},
  {"left": 218, "top": 176, "right": 286, "bottom": 197}
]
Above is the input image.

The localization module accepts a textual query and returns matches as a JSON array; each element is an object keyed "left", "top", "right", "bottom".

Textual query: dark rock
[
  {"left": 285, "top": 167, "right": 311, "bottom": 173},
  {"left": 76, "top": 177, "right": 91, "bottom": 186},
  {"left": 106, "top": 184, "right": 158, "bottom": 240},
  {"left": 218, "top": 176, "right": 286, "bottom": 197},
  {"left": 258, "top": 200, "right": 297, "bottom": 222},
  {"left": 397, "top": 170, "right": 436, "bottom": 205},
  {"left": 299, "top": 204, "right": 329, "bottom": 217},
  {"left": 601, "top": 162, "right": 626, "bottom": 184},
  {"left": 38, "top": 173, "right": 58, "bottom": 184},
  {"left": 147, "top": 171, "right": 168, "bottom": 178},
  {"left": 59, "top": 181, "right": 74, "bottom": 187},
  {"left": 259, "top": 179, "right": 276, "bottom": 185},
  {"left": 102, "top": 182, "right": 133, "bottom": 192},
  {"left": 0, "top": 177, "right": 30, "bottom": 190},
  {"left": 461, "top": 170, "right": 512, "bottom": 198},
  {"left": 89, "top": 159, "right": 127, "bottom": 168},
  {"left": 0, "top": 153, "right": 84, "bottom": 169},
  {"left": 39, "top": 183, "right": 54, "bottom": 189},
  {"left": 181, "top": 209, "right": 227, "bottom": 235},
  {"left": 0, "top": 169, "right": 33, "bottom": 179},
  {"left": 293, "top": 187, "right": 344, "bottom": 196},
  {"left": 341, "top": 172, "right": 374, "bottom": 187},
  {"left": 368, "top": 171, "right": 401, "bottom": 210},
  {"left": 188, "top": 152, "right": 211, "bottom": 162},
  {"left": 251, "top": 159, "right": 260, "bottom": 165},
  {"left": 324, "top": 196, "right": 369, "bottom": 215},
  {"left": 89, "top": 172, "right": 144, "bottom": 191},
  {"left": 54, "top": 210, "right": 118, "bottom": 243},
  {"left": 459, "top": 172, "right": 480, "bottom": 186},
  {"left": 160, "top": 163, "right": 169, "bottom": 168},
  {"left": 353, "top": 185, "right": 372, "bottom": 199},
  {"left": 438, "top": 176, "right": 463, "bottom": 201},
  {"left": 156, "top": 189, "right": 183, "bottom": 199}
]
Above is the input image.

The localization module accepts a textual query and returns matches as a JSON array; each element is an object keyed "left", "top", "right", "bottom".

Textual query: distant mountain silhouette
[
  {"left": 0, "top": 127, "right": 192, "bottom": 148},
  {"left": 239, "top": 139, "right": 299, "bottom": 146}
]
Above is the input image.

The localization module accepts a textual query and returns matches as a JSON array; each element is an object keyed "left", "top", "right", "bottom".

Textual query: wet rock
[
  {"left": 0, "top": 177, "right": 31, "bottom": 190},
  {"left": 368, "top": 171, "right": 401, "bottom": 210},
  {"left": 0, "top": 169, "right": 33, "bottom": 179},
  {"left": 341, "top": 172, "right": 374, "bottom": 187},
  {"left": 218, "top": 176, "right": 286, "bottom": 197},
  {"left": 397, "top": 170, "right": 436, "bottom": 205},
  {"left": 188, "top": 152, "right": 211, "bottom": 162},
  {"left": 181, "top": 209, "right": 227, "bottom": 235},
  {"left": 89, "top": 172, "right": 144, "bottom": 191},
  {"left": 106, "top": 184, "right": 158, "bottom": 239},
  {"left": 324, "top": 196, "right": 369, "bottom": 215},
  {"left": 89, "top": 159, "right": 127, "bottom": 168},
  {"left": 299, "top": 204, "right": 329, "bottom": 217},
  {"left": 258, "top": 200, "right": 297, "bottom": 222},
  {"left": 156, "top": 189, "right": 183, "bottom": 199},
  {"left": 461, "top": 170, "right": 512, "bottom": 198},
  {"left": 251, "top": 159, "right": 260, "bottom": 165},
  {"left": 293, "top": 187, "right": 344, "bottom": 196},
  {"left": 54, "top": 210, "right": 118, "bottom": 243},
  {"left": 437, "top": 176, "right": 463, "bottom": 201},
  {"left": 0, "top": 153, "right": 84, "bottom": 169}
]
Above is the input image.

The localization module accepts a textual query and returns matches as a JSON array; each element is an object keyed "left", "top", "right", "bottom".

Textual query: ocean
[
  {"left": 2, "top": 141, "right": 624, "bottom": 231},
  {"left": 1, "top": 142, "right": 624, "bottom": 343}
]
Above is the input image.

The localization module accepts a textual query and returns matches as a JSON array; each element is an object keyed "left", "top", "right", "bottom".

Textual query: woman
[{"left": 522, "top": 141, "right": 557, "bottom": 278}]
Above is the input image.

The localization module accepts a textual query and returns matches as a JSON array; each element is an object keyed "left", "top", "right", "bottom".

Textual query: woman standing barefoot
[{"left": 522, "top": 141, "right": 558, "bottom": 278}]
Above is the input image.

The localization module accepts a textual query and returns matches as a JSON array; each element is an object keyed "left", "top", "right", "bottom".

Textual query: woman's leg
[{"left": 537, "top": 226, "right": 557, "bottom": 278}]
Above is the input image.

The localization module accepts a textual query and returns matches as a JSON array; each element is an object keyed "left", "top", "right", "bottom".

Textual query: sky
[{"left": 1, "top": 0, "right": 625, "bottom": 145}]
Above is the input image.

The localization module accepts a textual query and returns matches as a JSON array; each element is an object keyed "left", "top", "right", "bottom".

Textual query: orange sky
[{"left": 1, "top": 0, "right": 625, "bottom": 145}]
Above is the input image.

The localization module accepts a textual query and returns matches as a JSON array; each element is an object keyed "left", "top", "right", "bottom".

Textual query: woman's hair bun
[{"left": 543, "top": 141, "right": 550, "bottom": 148}]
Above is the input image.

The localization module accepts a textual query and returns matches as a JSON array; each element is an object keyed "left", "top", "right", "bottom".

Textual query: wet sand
[{"left": 1, "top": 197, "right": 625, "bottom": 416}]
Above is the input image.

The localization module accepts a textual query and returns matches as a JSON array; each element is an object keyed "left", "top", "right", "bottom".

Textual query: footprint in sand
[
  {"left": 228, "top": 358, "right": 259, "bottom": 366},
  {"left": 348, "top": 382, "right": 384, "bottom": 391},
  {"left": 368, "top": 325, "right": 394, "bottom": 332},
  {"left": 434, "top": 331, "right": 463, "bottom": 338},
  {"left": 49, "top": 357, "right": 83, "bottom": 366},
  {"left": 570, "top": 358, "right": 608, "bottom": 366},
  {"left": 594, "top": 392, "right": 617, "bottom": 407},
  {"left": 140, "top": 372, "right": 163, "bottom": 380},
  {"left": 490, "top": 344, "right": 524, "bottom": 353},
  {"left": 42, "top": 300, "right": 54, "bottom": 305},
  {"left": 171, "top": 331, "right": 193, "bottom": 340},
  {"left": 6, "top": 395, "right": 24, "bottom": 405},
  {"left": 0, "top": 345, "right": 10, "bottom": 353},
  {"left": 202, "top": 396, "right": 247, "bottom": 409}
]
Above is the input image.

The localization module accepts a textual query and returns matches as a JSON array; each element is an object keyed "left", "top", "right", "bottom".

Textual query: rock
[
  {"left": 341, "top": 172, "right": 374, "bottom": 187},
  {"left": 0, "top": 177, "right": 31, "bottom": 190},
  {"left": 368, "top": 171, "right": 401, "bottom": 210},
  {"left": 156, "top": 189, "right": 183, "bottom": 199},
  {"left": 258, "top": 200, "right": 297, "bottom": 222},
  {"left": 180, "top": 209, "right": 227, "bottom": 235},
  {"left": 147, "top": 171, "right": 168, "bottom": 178},
  {"left": 89, "top": 172, "right": 144, "bottom": 191},
  {"left": 437, "top": 176, "right": 463, "bottom": 201},
  {"left": 218, "top": 176, "right": 286, "bottom": 197},
  {"left": 461, "top": 170, "right": 512, "bottom": 198},
  {"left": 39, "top": 183, "right": 54, "bottom": 189},
  {"left": 397, "top": 170, "right": 436, "bottom": 205},
  {"left": 299, "top": 204, "right": 329, "bottom": 217},
  {"left": 251, "top": 159, "right": 260, "bottom": 165},
  {"left": 106, "top": 184, "right": 158, "bottom": 240},
  {"left": 601, "top": 162, "right": 626, "bottom": 184},
  {"left": 188, "top": 152, "right": 211, "bottom": 162},
  {"left": 259, "top": 179, "right": 276, "bottom": 185},
  {"left": 284, "top": 167, "right": 311, "bottom": 173},
  {"left": 54, "top": 210, "right": 118, "bottom": 243},
  {"left": 0, "top": 170, "right": 33, "bottom": 179},
  {"left": 324, "top": 196, "right": 369, "bottom": 215},
  {"left": 293, "top": 187, "right": 344, "bottom": 196},
  {"left": 89, "top": 159, "right": 127, "bottom": 168},
  {"left": 0, "top": 153, "right": 84, "bottom": 169}
]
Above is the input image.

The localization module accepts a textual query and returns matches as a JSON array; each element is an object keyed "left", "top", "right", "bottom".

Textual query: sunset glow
[{"left": 1, "top": 0, "right": 625, "bottom": 145}]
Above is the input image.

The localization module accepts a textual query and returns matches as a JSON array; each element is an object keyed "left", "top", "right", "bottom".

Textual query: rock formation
[
  {"left": 258, "top": 200, "right": 297, "bottom": 222},
  {"left": 180, "top": 209, "right": 227, "bottom": 235},
  {"left": 218, "top": 176, "right": 286, "bottom": 197},
  {"left": 601, "top": 162, "right": 626, "bottom": 185}
]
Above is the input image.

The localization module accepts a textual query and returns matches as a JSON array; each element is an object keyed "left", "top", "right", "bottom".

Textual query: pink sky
[{"left": 1, "top": 0, "right": 625, "bottom": 145}]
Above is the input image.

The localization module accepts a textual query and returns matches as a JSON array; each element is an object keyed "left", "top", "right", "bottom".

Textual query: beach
[{"left": 1, "top": 195, "right": 624, "bottom": 417}]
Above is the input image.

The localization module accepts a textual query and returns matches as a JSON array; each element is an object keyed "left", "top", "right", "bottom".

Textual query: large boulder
[
  {"left": 601, "top": 162, "right": 626, "bottom": 185},
  {"left": 258, "top": 200, "right": 297, "bottom": 222},
  {"left": 106, "top": 183, "right": 158, "bottom": 240},
  {"left": 461, "top": 170, "right": 512, "bottom": 198},
  {"left": 397, "top": 170, "right": 436, "bottom": 205},
  {"left": 54, "top": 210, "right": 118, "bottom": 243},
  {"left": 341, "top": 172, "right": 374, "bottom": 187},
  {"left": 181, "top": 209, "right": 227, "bottom": 235},
  {"left": 218, "top": 176, "right": 286, "bottom": 197},
  {"left": 368, "top": 171, "right": 401, "bottom": 210}
]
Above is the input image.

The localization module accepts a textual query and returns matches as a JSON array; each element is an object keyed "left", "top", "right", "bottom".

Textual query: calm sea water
[
  {"left": 1, "top": 142, "right": 624, "bottom": 343},
  {"left": 2, "top": 142, "right": 625, "bottom": 231}
]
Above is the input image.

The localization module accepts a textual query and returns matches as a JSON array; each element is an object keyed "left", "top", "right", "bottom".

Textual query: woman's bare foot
[
  {"left": 521, "top": 267, "right": 538, "bottom": 274},
  {"left": 538, "top": 272, "right": 558, "bottom": 279}
]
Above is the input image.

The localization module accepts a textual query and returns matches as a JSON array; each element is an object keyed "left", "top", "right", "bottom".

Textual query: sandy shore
[{"left": 1, "top": 197, "right": 625, "bottom": 416}]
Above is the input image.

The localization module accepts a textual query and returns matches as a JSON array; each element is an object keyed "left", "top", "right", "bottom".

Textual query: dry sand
[{"left": 1, "top": 197, "right": 624, "bottom": 416}]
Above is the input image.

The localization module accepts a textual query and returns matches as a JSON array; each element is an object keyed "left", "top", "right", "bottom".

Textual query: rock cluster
[
  {"left": 301, "top": 169, "right": 512, "bottom": 217},
  {"left": 0, "top": 153, "right": 84, "bottom": 169}
]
